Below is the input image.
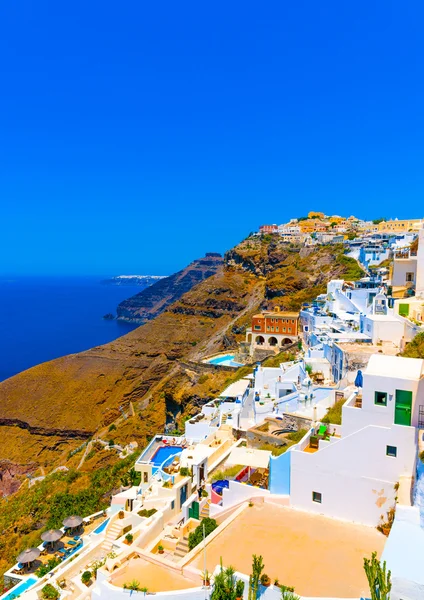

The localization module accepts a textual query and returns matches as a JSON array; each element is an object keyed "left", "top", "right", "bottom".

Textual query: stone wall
[{"left": 247, "top": 415, "right": 311, "bottom": 449}]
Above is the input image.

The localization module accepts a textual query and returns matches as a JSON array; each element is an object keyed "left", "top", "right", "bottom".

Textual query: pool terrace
[{"left": 136, "top": 435, "right": 188, "bottom": 466}]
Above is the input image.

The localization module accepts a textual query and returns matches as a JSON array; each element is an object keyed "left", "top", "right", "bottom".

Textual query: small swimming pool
[
  {"left": 151, "top": 446, "right": 183, "bottom": 467},
  {"left": 93, "top": 518, "right": 110, "bottom": 534},
  {"left": 207, "top": 354, "right": 243, "bottom": 367},
  {"left": 2, "top": 577, "right": 37, "bottom": 600}
]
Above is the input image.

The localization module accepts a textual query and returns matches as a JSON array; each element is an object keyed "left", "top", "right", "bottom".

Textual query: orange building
[{"left": 247, "top": 308, "right": 299, "bottom": 352}]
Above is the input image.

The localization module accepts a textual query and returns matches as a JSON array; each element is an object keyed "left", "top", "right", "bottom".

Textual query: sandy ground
[
  {"left": 111, "top": 557, "right": 198, "bottom": 592},
  {"left": 190, "top": 503, "right": 386, "bottom": 597}
]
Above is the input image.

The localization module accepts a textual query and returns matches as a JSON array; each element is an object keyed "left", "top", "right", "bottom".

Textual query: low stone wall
[{"left": 247, "top": 415, "right": 311, "bottom": 449}]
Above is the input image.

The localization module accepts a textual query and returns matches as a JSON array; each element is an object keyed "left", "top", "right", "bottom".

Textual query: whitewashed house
[{"left": 289, "top": 354, "right": 422, "bottom": 526}]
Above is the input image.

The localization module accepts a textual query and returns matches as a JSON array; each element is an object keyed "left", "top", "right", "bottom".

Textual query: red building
[{"left": 259, "top": 224, "right": 278, "bottom": 234}]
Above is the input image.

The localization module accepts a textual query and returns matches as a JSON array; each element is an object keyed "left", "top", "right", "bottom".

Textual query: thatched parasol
[
  {"left": 63, "top": 515, "right": 83, "bottom": 529},
  {"left": 41, "top": 529, "right": 63, "bottom": 543},
  {"left": 17, "top": 547, "right": 40, "bottom": 564}
]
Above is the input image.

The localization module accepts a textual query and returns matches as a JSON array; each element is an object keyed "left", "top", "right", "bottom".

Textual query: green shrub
[
  {"left": 138, "top": 508, "right": 157, "bottom": 518},
  {"left": 41, "top": 584, "right": 59, "bottom": 599},
  {"left": 108, "top": 424, "right": 117, "bottom": 432},
  {"left": 81, "top": 570, "right": 92, "bottom": 585},
  {"left": 179, "top": 467, "right": 191, "bottom": 477},
  {"left": 198, "top": 374, "right": 209, "bottom": 385},
  {"left": 287, "top": 429, "right": 308, "bottom": 443},
  {"left": 36, "top": 556, "right": 62, "bottom": 577},
  {"left": 210, "top": 465, "right": 243, "bottom": 482},
  {"left": 321, "top": 398, "right": 345, "bottom": 425},
  {"left": 125, "top": 533, "right": 133, "bottom": 544},
  {"left": 188, "top": 518, "right": 218, "bottom": 550}
]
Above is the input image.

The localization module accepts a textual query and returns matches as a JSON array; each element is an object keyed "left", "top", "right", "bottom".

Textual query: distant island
[{"left": 101, "top": 275, "right": 166, "bottom": 286}]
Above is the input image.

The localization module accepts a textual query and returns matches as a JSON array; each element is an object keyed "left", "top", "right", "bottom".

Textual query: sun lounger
[
  {"left": 67, "top": 540, "right": 77, "bottom": 546},
  {"left": 73, "top": 536, "right": 80, "bottom": 541}
]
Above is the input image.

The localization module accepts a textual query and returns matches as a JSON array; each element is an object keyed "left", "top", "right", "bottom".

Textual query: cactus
[
  {"left": 363, "top": 551, "right": 392, "bottom": 600},
  {"left": 247, "top": 555, "right": 264, "bottom": 600}
]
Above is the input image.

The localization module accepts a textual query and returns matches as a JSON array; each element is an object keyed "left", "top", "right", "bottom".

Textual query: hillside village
[{"left": 3, "top": 215, "right": 424, "bottom": 600}]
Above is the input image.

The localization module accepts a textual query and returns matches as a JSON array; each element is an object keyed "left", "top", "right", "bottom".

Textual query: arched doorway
[
  {"left": 268, "top": 336, "right": 278, "bottom": 347},
  {"left": 255, "top": 335, "right": 265, "bottom": 346},
  {"left": 247, "top": 333, "right": 252, "bottom": 343},
  {"left": 281, "top": 337, "right": 292, "bottom": 346}
]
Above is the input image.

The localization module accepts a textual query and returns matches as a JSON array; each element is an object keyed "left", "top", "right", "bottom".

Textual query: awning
[
  {"left": 219, "top": 379, "right": 250, "bottom": 399},
  {"left": 226, "top": 447, "right": 271, "bottom": 469}
]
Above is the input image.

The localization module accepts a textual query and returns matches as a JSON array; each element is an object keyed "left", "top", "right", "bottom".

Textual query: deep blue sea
[{"left": 0, "top": 277, "right": 141, "bottom": 382}]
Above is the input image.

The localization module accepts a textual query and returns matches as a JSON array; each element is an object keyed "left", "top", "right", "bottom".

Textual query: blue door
[{"left": 180, "top": 484, "right": 188, "bottom": 508}]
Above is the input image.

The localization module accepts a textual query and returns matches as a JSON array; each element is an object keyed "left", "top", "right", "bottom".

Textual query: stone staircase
[
  {"left": 173, "top": 535, "right": 189, "bottom": 561},
  {"left": 101, "top": 521, "right": 122, "bottom": 552},
  {"left": 200, "top": 500, "right": 210, "bottom": 519}
]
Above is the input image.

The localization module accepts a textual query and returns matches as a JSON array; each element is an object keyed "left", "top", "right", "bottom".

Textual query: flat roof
[
  {"left": 219, "top": 378, "right": 250, "bottom": 398},
  {"left": 253, "top": 311, "right": 299, "bottom": 318},
  {"left": 226, "top": 447, "right": 271, "bottom": 469},
  {"left": 366, "top": 354, "right": 424, "bottom": 380},
  {"left": 336, "top": 342, "right": 400, "bottom": 355}
]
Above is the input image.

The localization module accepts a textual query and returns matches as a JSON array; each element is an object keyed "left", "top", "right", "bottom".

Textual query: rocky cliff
[
  {"left": 0, "top": 235, "right": 365, "bottom": 576},
  {"left": 116, "top": 253, "right": 223, "bottom": 323}
]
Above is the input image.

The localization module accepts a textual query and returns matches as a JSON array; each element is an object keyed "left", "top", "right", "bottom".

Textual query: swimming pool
[
  {"left": 207, "top": 354, "right": 243, "bottom": 367},
  {"left": 93, "top": 517, "right": 110, "bottom": 534},
  {"left": 2, "top": 577, "right": 37, "bottom": 600},
  {"left": 151, "top": 446, "right": 183, "bottom": 467}
]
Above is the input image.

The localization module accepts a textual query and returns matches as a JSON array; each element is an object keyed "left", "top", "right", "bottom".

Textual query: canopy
[
  {"left": 226, "top": 447, "right": 271, "bottom": 470},
  {"left": 63, "top": 515, "right": 83, "bottom": 528},
  {"left": 41, "top": 529, "right": 63, "bottom": 543},
  {"left": 17, "top": 548, "right": 40, "bottom": 564}
]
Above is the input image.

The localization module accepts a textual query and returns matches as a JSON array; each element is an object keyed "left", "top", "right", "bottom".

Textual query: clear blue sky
[{"left": 1, "top": 1, "right": 423, "bottom": 276}]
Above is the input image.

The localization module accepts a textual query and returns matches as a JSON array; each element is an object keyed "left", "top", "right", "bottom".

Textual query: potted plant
[
  {"left": 158, "top": 544, "right": 164, "bottom": 554},
  {"left": 118, "top": 510, "right": 124, "bottom": 519},
  {"left": 235, "top": 579, "right": 245, "bottom": 599},
  {"left": 261, "top": 573, "right": 271, "bottom": 587},
  {"left": 274, "top": 578, "right": 280, "bottom": 587},
  {"left": 81, "top": 571, "right": 92, "bottom": 586},
  {"left": 125, "top": 533, "right": 133, "bottom": 545},
  {"left": 202, "top": 569, "right": 211, "bottom": 587}
]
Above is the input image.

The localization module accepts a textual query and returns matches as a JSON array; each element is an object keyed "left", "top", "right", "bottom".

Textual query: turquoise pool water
[
  {"left": 2, "top": 577, "right": 37, "bottom": 600},
  {"left": 152, "top": 446, "right": 183, "bottom": 467},
  {"left": 93, "top": 518, "right": 110, "bottom": 534},
  {"left": 207, "top": 354, "right": 243, "bottom": 367}
]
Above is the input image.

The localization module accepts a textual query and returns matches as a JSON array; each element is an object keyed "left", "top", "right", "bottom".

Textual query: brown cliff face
[
  {"left": 0, "top": 236, "right": 362, "bottom": 473},
  {"left": 116, "top": 253, "right": 223, "bottom": 323},
  {"left": 0, "top": 234, "right": 367, "bottom": 578}
]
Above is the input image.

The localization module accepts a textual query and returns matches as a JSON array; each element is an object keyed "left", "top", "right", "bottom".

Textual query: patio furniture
[
  {"left": 318, "top": 425, "right": 327, "bottom": 437},
  {"left": 63, "top": 515, "right": 83, "bottom": 529},
  {"left": 309, "top": 436, "right": 319, "bottom": 449},
  {"left": 67, "top": 540, "right": 77, "bottom": 546}
]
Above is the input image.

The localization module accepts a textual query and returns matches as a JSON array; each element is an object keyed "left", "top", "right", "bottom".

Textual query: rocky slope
[
  {"left": 116, "top": 253, "right": 223, "bottom": 323},
  {"left": 0, "top": 234, "right": 365, "bottom": 576}
]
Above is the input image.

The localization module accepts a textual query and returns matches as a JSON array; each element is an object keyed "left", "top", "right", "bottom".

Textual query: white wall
[
  {"left": 360, "top": 369, "right": 423, "bottom": 428},
  {"left": 360, "top": 316, "right": 404, "bottom": 345},
  {"left": 290, "top": 423, "right": 416, "bottom": 526},
  {"left": 392, "top": 258, "right": 416, "bottom": 287}
]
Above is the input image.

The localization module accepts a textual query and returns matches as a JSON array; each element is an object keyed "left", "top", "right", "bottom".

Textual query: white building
[{"left": 289, "top": 354, "right": 422, "bottom": 526}]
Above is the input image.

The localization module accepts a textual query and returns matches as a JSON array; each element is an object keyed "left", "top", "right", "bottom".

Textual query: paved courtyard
[
  {"left": 190, "top": 503, "right": 386, "bottom": 597},
  {"left": 111, "top": 557, "right": 198, "bottom": 592}
]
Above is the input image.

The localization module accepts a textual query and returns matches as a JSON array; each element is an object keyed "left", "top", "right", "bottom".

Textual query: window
[
  {"left": 275, "top": 327, "right": 279, "bottom": 332},
  {"left": 282, "top": 328, "right": 286, "bottom": 332},
  {"left": 143, "top": 472, "right": 148, "bottom": 483},
  {"left": 312, "top": 491, "right": 322, "bottom": 503},
  {"left": 375, "top": 391, "right": 387, "bottom": 406},
  {"left": 386, "top": 445, "right": 397, "bottom": 457},
  {"left": 171, "top": 500, "right": 175, "bottom": 510},
  {"left": 254, "top": 325, "right": 261, "bottom": 330},
  {"left": 406, "top": 272, "right": 414, "bottom": 282}
]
